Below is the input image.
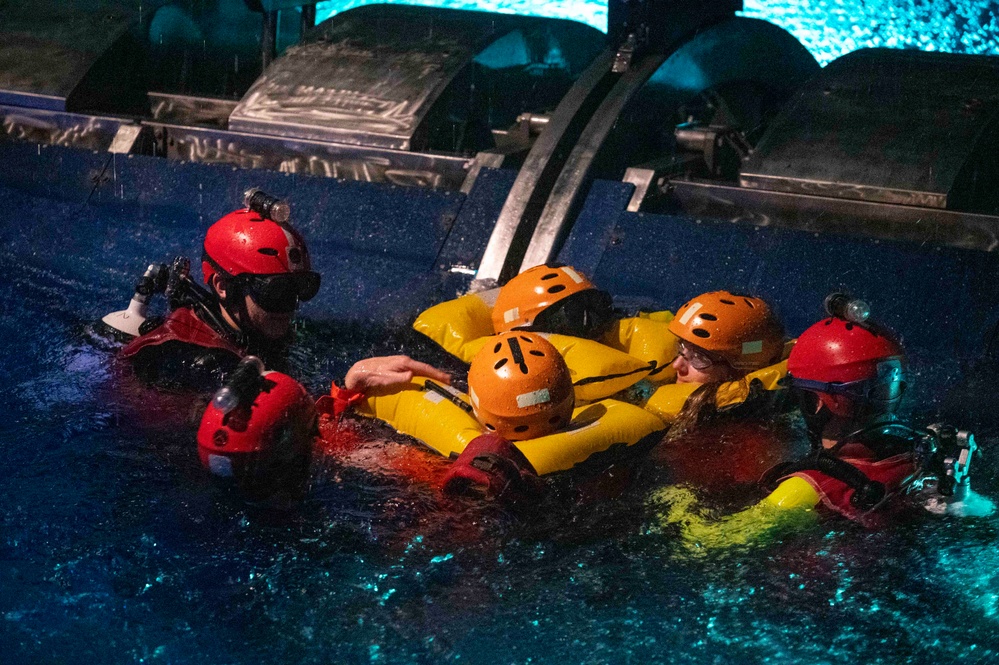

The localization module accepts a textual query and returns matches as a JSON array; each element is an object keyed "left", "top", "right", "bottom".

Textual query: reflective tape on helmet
[
  {"left": 561, "top": 267, "right": 585, "bottom": 283},
  {"left": 503, "top": 308, "right": 520, "bottom": 324},
  {"left": 678, "top": 302, "right": 702, "bottom": 325},
  {"left": 208, "top": 454, "right": 234, "bottom": 477},
  {"left": 469, "top": 386, "right": 479, "bottom": 408},
  {"left": 516, "top": 388, "right": 551, "bottom": 409},
  {"left": 742, "top": 340, "right": 764, "bottom": 355}
]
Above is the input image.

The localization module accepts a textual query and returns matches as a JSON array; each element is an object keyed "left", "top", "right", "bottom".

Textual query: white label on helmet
[
  {"left": 280, "top": 227, "right": 303, "bottom": 268},
  {"left": 516, "top": 388, "right": 551, "bottom": 409},
  {"left": 503, "top": 307, "right": 520, "bottom": 324},
  {"left": 742, "top": 340, "right": 763, "bottom": 355},
  {"left": 469, "top": 387, "right": 479, "bottom": 409},
  {"left": 561, "top": 267, "right": 585, "bottom": 283},
  {"left": 424, "top": 391, "right": 445, "bottom": 404},
  {"left": 678, "top": 302, "right": 702, "bottom": 325},
  {"left": 208, "top": 454, "right": 234, "bottom": 478}
]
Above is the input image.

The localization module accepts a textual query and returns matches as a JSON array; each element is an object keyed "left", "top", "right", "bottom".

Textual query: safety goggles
[
  {"left": 241, "top": 271, "right": 321, "bottom": 313},
  {"left": 785, "top": 376, "right": 873, "bottom": 400},
  {"left": 673, "top": 340, "right": 725, "bottom": 371},
  {"left": 785, "top": 358, "right": 904, "bottom": 402}
]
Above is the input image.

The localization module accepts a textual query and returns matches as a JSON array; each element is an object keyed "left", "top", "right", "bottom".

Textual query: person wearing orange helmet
[
  {"left": 667, "top": 291, "right": 785, "bottom": 385},
  {"left": 652, "top": 295, "right": 993, "bottom": 549},
  {"left": 442, "top": 332, "right": 575, "bottom": 500},
  {"left": 491, "top": 264, "right": 615, "bottom": 339}
]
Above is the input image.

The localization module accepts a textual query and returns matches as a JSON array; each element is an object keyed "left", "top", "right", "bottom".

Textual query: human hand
[{"left": 343, "top": 355, "right": 451, "bottom": 394}]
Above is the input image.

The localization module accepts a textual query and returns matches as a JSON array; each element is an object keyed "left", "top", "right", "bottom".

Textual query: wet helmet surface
[
  {"left": 197, "top": 370, "right": 318, "bottom": 499},
  {"left": 467, "top": 332, "right": 575, "bottom": 441},
  {"left": 668, "top": 291, "right": 784, "bottom": 371},
  {"left": 201, "top": 209, "right": 313, "bottom": 283},
  {"left": 491, "top": 264, "right": 603, "bottom": 335},
  {"left": 787, "top": 316, "right": 905, "bottom": 418}
]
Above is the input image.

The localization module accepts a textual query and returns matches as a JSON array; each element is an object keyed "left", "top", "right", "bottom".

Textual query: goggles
[
  {"left": 786, "top": 361, "right": 904, "bottom": 402},
  {"left": 240, "top": 271, "right": 321, "bottom": 313},
  {"left": 673, "top": 340, "right": 725, "bottom": 371}
]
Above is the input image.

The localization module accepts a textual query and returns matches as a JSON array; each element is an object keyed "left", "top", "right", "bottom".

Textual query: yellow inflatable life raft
[
  {"left": 413, "top": 291, "right": 679, "bottom": 403},
  {"left": 356, "top": 380, "right": 666, "bottom": 476},
  {"left": 641, "top": 341, "right": 795, "bottom": 423}
]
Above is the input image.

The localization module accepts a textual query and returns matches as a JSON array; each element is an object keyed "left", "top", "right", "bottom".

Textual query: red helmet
[
  {"left": 197, "top": 368, "right": 318, "bottom": 500},
  {"left": 787, "top": 317, "right": 906, "bottom": 418},
  {"left": 201, "top": 209, "right": 320, "bottom": 303}
]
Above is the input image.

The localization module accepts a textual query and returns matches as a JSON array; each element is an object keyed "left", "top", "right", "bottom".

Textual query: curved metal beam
[
  {"left": 519, "top": 51, "right": 670, "bottom": 271},
  {"left": 473, "top": 48, "right": 617, "bottom": 286}
]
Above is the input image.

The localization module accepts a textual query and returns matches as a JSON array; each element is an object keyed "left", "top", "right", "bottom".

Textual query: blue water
[
  {"left": 5, "top": 2, "right": 999, "bottom": 663},
  {"left": 3, "top": 171, "right": 999, "bottom": 664},
  {"left": 317, "top": 0, "right": 999, "bottom": 65}
]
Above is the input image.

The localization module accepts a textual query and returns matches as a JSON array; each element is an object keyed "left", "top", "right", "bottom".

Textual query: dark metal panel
[
  {"left": 438, "top": 167, "right": 519, "bottom": 274},
  {"left": 666, "top": 179, "right": 999, "bottom": 252},
  {"left": 230, "top": 6, "right": 604, "bottom": 152},
  {"left": 741, "top": 49, "right": 999, "bottom": 211},
  {"left": 155, "top": 124, "right": 472, "bottom": 188},
  {"left": 0, "top": 106, "right": 127, "bottom": 153},
  {"left": 557, "top": 179, "right": 636, "bottom": 277},
  {"left": 148, "top": 93, "right": 239, "bottom": 129},
  {"left": 0, "top": 2, "right": 145, "bottom": 115}
]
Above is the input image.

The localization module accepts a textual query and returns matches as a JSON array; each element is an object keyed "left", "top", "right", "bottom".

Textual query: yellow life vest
[
  {"left": 413, "top": 292, "right": 679, "bottom": 402},
  {"left": 357, "top": 380, "right": 666, "bottom": 476},
  {"left": 642, "top": 341, "right": 795, "bottom": 423}
]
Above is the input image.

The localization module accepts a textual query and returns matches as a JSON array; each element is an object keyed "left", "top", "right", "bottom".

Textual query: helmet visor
[{"left": 244, "top": 272, "right": 321, "bottom": 313}]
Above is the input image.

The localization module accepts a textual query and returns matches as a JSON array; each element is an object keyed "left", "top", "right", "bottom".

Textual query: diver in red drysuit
[
  {"left": 198, "top": 354, "right": 449, "bottom": 501},
  {"left": 120, "top": 196, "right": 321, "bottom": 392},
  {"left": 654, "top": 296, "right": 992, "bottom": 548}
]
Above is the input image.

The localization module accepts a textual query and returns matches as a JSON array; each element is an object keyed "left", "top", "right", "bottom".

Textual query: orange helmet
[
  {"left": 492, "top": 264, "right": 607, "bottom": 335},
  {"left": 467, "top": 332, "right": 575, "bottom": 441},
  {"left": 668, "top": 291, "right": 784, "bottom": 371}
]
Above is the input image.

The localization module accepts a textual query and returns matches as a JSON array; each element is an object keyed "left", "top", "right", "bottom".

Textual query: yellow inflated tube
[
  {"left": 357, "top": 380, "right": 666, "bottom": 476},
  {"left": 413, "top": 292, "right": 678, "bottom": 401},
  {"left": 600, "top": 311, "right": 678, "bottom": 384},
  {"left": 642, "top": 341, "right": 795, "bottom": 423}
]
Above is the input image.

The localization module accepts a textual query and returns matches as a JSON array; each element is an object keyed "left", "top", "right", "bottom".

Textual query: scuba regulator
[
  {"left": 101, "top": 256, "right": 236, "bottom": 341},
  {"left": 915, "top": 423, "right": 977, "bottom": 497}
]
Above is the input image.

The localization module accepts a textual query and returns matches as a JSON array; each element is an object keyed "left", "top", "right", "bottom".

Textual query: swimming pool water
[
  {"left": 2, "top": 173, "right": 999, "bottom": 664},
  {"left": 5, "top": 2, "right": 999, "bottom": 661}
]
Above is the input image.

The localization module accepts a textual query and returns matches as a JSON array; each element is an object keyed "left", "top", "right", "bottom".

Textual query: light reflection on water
[{"left": 316, "top": 0, "right": 999, "bottom": 65}]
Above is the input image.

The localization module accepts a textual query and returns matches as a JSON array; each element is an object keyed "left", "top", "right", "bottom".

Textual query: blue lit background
[{"left": 316, "top": 0, "right": 999, "bottom": 65}]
